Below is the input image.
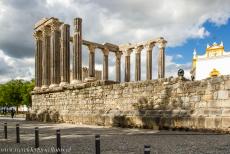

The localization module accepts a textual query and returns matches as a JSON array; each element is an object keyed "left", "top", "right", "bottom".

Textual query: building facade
[{"left": 191, "top": 42, "right": 230, "bottom": 80}]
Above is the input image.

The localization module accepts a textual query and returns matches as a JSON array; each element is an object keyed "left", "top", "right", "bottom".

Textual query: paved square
[{"left": 1, "top": 117, "right": 230, "bottom": 154}]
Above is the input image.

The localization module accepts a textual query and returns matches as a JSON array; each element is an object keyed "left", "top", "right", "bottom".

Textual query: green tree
[
  {"left": 21, "top": 79, "right": 34, "bottom": 107},
  {"left": 0, "top": 84, "right": 5, "bottom": 106},
  {"left": 0, "top": 79, "right": 34, "bottom": 110}
]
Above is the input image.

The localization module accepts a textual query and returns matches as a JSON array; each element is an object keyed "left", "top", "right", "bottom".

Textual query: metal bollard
[
  {"left": 4, "top": 123, "right": 7, "bottom": 139},
  {"left": 35, "top": 127, "right": 39, "bottom": 148},
  {"left": 144, "top": 145, "right": 150, "bottom": 154},
  {"left": 95, "top": 134, "right": 100, "bottom": 154},
  {"left": 16, "top": 124, "right": 20, "bottom": 143},
  {"left": 56, "top": 129, "right": 61, "bottom": 154}
]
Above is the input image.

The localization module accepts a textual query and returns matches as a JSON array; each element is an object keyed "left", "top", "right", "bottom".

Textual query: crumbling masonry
[
  {"left": 29, "top": 17, "right": 230, "bottom": 132},
  {"left": 33, "top": 17, "right": 166, "bottom": 89}
]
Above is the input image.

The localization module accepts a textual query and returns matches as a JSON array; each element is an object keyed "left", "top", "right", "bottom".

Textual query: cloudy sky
[{"left": 0, "top": 0, "right": 230, "bottom": 82}]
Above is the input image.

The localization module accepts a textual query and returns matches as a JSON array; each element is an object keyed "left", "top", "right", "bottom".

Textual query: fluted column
[
  {"left": 41, "top": 26, "right": 51, "bottom": 89},
  {"left": 124, "top": 49, "right": 132, "bottom": 82},
  {"left": 135, "top": 45, "right": 143, "bottom": 81},
  {"left": 102, "top": 48, "right": 109, "bottom": 81},
  {"left": 50, "top": 21, "right": 61, "bottom": 88},
  {"left": 33, "top": 31, "right": 43, "bottom": 90},
  {"left": 72, "top": 18, "right": 82, "bottom": 84},
  {"left": 85, "top": 44, "right": 96, "bottom": 82},
  {"left": 158, "top": 40, "right": 167, "bottom": 78},
  {"left": 145, "top": 43, "right": 155, "bottom": 80},
  {"left": 115, "top": 52, "right": 122, "bottom": 82},
  {"left": 60, "top": 24, "right": 70, "bottom": 86}
]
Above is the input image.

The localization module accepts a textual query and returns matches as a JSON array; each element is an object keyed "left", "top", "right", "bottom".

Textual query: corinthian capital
[
  {"left": 134, "top": 45, "right": 144, "bottom": 54},
  {"left": 33, "top": 31, "right": 42, "bottom": 40},
  {"left": 122, "top": 48, "right": 132, "bottom": 56},
  {"left": 115, "top": 51, "right": 122, "bottom": 59},
  {"left": 87, "top": 44, "right": 97, "bottom": 53},
  {"left": 102, "top": 47, "right": 110, "bottom": 56},
  {"left": 42, "top": 26, "right": 51, "bottom": 37},
  {"left": 145, "top": 43, "right": 155, "bottom": 51},
  {"left": 157, "top": 38, "right": 167, "bottom": 48},
  {"left": 50, "top": 21, "right": 62, "bottom": 32}
]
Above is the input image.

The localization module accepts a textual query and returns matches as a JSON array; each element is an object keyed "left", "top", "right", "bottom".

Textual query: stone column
[
  {"left": 115, "top": 52, "right": 122, "bottom": 82},
  {"left": 85, "top": 44, "right": 96, "bottom": 82},
  {"left": 33, "top": 31, "right": 43, "bottom": 90},
  {"left": 50, "top": 21, "right": 61, "bottom": 88},
  {"left": 72, "top": 18, "right": 82, "bottom": 84},
  {"left": 135, "top": 45, "right": 143, "bottom": 81},
  {"left": 102, "top": 48, "right": 109, "bottom": 81},
  {"left": 158, "top": 40, "right": 166, "bottom": 78},
  {"left": 60, "top": 24, "right": 70, "bottom": 86},
  {"left": 41, "top": 26, "right": 51, "bottom": 89},
  {"left": 145, "top": 43, "right": 155, "bottom": 80},
  {"left": 124, "top": 49, "right": 132, "bottom": 82}
]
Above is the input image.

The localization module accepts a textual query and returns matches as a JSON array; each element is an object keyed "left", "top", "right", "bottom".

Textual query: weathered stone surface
[
  {"left": 217, "top": 90, "right": 229, "bottom": 100},
  {"left": 205, "top": 117, "right": 221, "bottom": 129},
  {"left": 220, "top": 100, "right": 230, "bottom": 107},
  {"left": 30, "top": 75, "right": 230, "bottom": 131},
  {"left": 221, "top": 117, "right": 230, "bottom": 129},
  {"left": 222, "top": 109, "right": 230, "bottom": 117}
]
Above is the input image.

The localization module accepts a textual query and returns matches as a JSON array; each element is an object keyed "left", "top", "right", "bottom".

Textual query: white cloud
[
  {"left": 0, "top": 50, "right": 34, "bottom": 83},
  {"left": 175, "top": 54, "right": 183, "bottom": 59},
  {"left": 0, "top": 0, "right": 230, "bottom": 82}
]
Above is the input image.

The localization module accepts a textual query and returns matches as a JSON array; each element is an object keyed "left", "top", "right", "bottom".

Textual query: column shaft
[
  {"left": 50, "top": 22, "right": 61, "bottom": 87},
  {"left": 124, "top": 49, "right": 132, "bottom": 82},
  {"left": 103, "top": 55, "right": 109, "bottom": 80},
  {"left": 72, "top": 18, "right": 82, "bottom": 83},
  {"left": 89, "top": 52, "right": 95, "bottom": 77},
  {"left": 42, "top": 27, "right": 51, "bottom": 88},
  {"left": 135, "top": 46, "right": 143, "bottom": 81},
  {"left": 125, "top": 56, "right": 130, "bottom": 82},
  {"left": 145, "top": 43, "right": 154, "bottom": 80},
  {"left": 60, "top": 24, "right": 70, "bottom": 85},
  {"left": 103, "top": 48, "right": 109, "bottom": 81},
  {"left": 115, "top": 52, "right": 122, "bottom": 82},
  {"left": 86, "top": 45, "right": 96, "bottom": 81},
  {"left": 158, "top": 47, "right": 165, "bottom": 78},
  {"left": 34, "top": 31, "right": 43, "bottom": 89},
  {"left": 146, "top": 50, "right": 152, "bottom": 80}
]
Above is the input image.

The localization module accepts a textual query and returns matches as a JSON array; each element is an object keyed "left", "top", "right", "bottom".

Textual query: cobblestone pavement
[{"left": 0, "top": 117, "right": 230, "bottom": 154}]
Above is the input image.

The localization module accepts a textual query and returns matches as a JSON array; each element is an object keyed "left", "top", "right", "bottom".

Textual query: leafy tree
[
  {"left": 21, "top": 79, "right": 34, "bottom": 107},
  {"left": 0, "top": 79, "right": 34, "bottom": 110}
]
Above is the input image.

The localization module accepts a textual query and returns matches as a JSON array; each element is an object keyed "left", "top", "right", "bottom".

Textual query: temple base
[
  {"left": 33, "top": 86, "right": 41, "bottom": 91},
  {"left": 49, "top": 84, "right": 59, "bottom": 88},
  {"left": 41, "top": 85, "right": 49, "bottom": 90},
  {"left": 59, "top": 82, "right": 69, "bottom": 87},
  {"left": 70, "top": 80, "right": 82, "bottom": 85},
  {"left": 85, "top": 77, "right": 97, "bottom": 82}
]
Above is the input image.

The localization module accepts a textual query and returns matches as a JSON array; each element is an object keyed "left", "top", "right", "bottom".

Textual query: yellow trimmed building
[{"left": 191, "top": 42, "right": 230, "bottom": 80}]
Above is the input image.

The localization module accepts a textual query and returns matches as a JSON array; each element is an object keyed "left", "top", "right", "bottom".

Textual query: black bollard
[
  {"left": 16, "top": 124, "right": 20, "bottom": 143},
  {"left": 35, "top": 127, "right": 39, "bottom": 148},
  {"left": 95, "top": 134, "right": 100, "bottom": 154},
  {"left": 4, "top": 123, "right": 7, "bottom": 139},
  {"left": 56, "top": 129, "right": 61, "bottom": 154},
  {"left": 144, "top": 145, "right": 150, "bottom": 154}
]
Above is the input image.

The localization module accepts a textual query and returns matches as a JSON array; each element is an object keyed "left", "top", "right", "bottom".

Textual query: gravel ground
[{"left": 0, "top": 117, "right": 230, "bottom": 154}]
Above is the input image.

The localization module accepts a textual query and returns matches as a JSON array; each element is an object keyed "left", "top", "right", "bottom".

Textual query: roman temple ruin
[
  {"left": 29, "top": 17, "right": 230, "bottom": 132},
  {"left": 33, "top": 17, "right": 166, "bottom": 90}
]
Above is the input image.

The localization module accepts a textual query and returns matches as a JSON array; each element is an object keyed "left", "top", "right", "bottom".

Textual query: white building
[{"left": 191, "top": 42, "right": 230, "bottom": 80}]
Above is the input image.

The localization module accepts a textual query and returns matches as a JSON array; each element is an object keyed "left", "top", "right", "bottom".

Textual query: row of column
[
  {"left": 34, "top": 18, "right": 80, "bottom": 89},
  {"left": 85, "top": 44, "right": 122, "bottom": 82},
  {"left": 123, "top": 41, "right": 166, "bottom": 82},
  {"left": 34, "top": 18, "right": 121, "bottom": 90},
  {"left": 34, "top": 18, "right": 166, "bottom": 90}
]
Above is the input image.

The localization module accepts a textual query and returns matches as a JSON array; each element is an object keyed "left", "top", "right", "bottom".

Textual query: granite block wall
[{"left": 28, "top": 75, "right": 230, "bottom": 132}]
